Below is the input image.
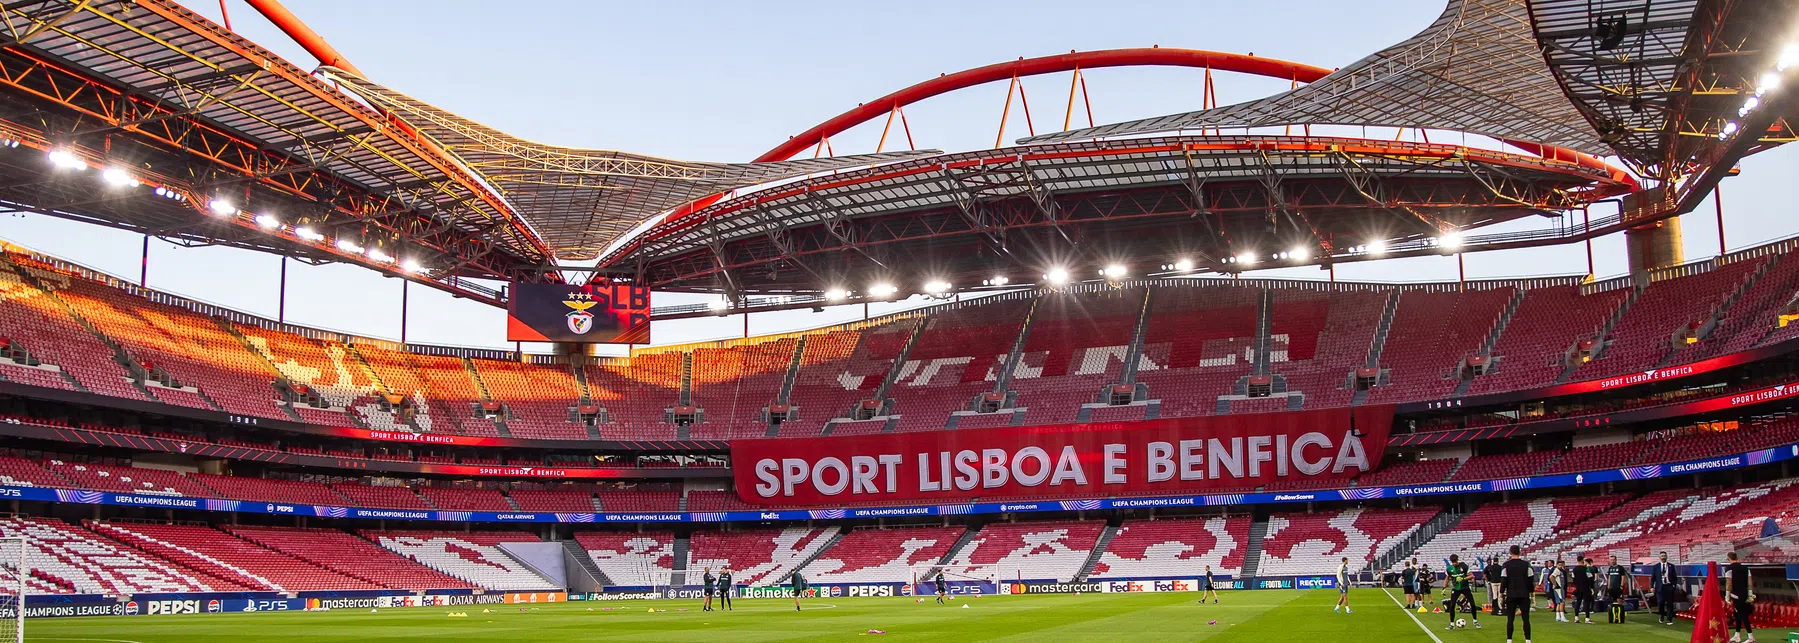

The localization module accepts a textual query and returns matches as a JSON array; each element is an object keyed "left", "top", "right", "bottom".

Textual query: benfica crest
[{"left": 563, "top": 298, "right": 598, "bottom": 335}]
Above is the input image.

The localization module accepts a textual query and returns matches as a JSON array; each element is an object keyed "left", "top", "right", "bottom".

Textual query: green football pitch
[{"left": 22, "top": 588, "right": 1771, "bottom": 642}]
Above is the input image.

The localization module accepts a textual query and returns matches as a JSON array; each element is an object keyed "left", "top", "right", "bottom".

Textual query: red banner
[{"left": 731, "top": 406, "right": 1393, "bottom": 507}]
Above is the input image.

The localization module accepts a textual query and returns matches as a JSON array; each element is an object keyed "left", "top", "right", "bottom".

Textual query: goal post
[
  {"left": 909, "top": 563, "right": 1001, "bottom": 595},
  {"left": 0, "top": 535, "right": 25, "bottom": 643}
]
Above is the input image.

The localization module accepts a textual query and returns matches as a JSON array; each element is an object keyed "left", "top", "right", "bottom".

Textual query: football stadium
[{"left": 0, "top": 0, "right": 1797, "bottom": 640}]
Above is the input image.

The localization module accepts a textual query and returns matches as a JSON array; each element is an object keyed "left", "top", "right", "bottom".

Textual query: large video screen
[{"left": 506, "top": 281, "right": 651, "bottom": 344}]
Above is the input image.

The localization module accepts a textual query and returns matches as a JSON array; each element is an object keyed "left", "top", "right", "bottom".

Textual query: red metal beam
[
  {"left": 242, "top": 0, "right": 365, "bottom": 77},
  {"left": 755, "top": 48, "right": 1331, "bottom": 163}
]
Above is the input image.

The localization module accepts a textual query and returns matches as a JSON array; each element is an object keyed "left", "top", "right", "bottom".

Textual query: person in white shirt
[{"left": 1334, "top": 557, "right": 1353, "bottom": 614}]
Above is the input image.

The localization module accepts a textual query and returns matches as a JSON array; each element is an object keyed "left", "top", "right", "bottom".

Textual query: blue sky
[{"left": 4, "top": 0, "right": 1795, "bottom": 351}]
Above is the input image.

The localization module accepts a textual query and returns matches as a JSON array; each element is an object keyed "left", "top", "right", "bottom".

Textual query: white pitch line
[{"left": 1381, "top": 588, "right": 1446, "bottom": 643}]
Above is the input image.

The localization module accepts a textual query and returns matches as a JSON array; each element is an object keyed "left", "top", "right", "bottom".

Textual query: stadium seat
[
  {"left": 943, "top": 520, "right": 1104, "bottom": 583},
  {"left": 1088, "top": 516, "right": 1250, "bottom": 579},
  {"left": 804, "top": 526, "right": 966, "bottom": 585},
  {"left": 366, "top": 530, "right": 556, "bottom": 590},
  {"left": 686, "top": 526, "right": 840, "bottom": 586}
]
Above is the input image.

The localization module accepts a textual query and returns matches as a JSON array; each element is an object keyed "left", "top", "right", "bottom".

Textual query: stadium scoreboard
[{"left": 506, "top": 281, "right": 650, "bottom": 344}]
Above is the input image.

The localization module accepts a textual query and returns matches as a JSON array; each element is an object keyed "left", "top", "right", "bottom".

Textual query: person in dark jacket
[
  {"left": 717, "top": 568, "right": 734, "bottom": 611},
  {"left": 1652, "top": 551, "right": 1680, "bottom": 625},
  {"left": 1726, "top": 552, "right": 1754, "bottom": 642},
  {"left": 1501, "top": 545, "right": 1535, "bottom": 643},
  {"left": 1572, "top": 557, "right": 1596, "bottom": 623},
  {"left": 1484, "top": 557, "right": 1505, "bottom": 615}
]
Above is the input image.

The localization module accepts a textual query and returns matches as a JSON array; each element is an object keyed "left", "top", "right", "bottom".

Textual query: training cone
[
  {"left": 961, "top": 604, "right": 970, "bottom": 609},
  {"left": 1208, "top": 620, "right": 1218, "bottom": 626}
]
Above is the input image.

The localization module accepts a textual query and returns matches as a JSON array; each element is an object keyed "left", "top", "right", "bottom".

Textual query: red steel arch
[
  {"left": 756, "top": 47, "right": 1632, "bottom": 187},
  {"left": 754, "top": 48, "right": 1330, "bottom": 162}
]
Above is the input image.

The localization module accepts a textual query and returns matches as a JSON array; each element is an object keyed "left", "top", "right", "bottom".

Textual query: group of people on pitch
[
  {"left": 1395, "top": 547, "right": 1758, "bottom": 643},
  {"left": 700, "top": 567, "right": 734, "bottom": 612}
]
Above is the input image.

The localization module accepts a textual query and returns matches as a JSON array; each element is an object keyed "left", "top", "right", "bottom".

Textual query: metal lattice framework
[
  {"left": 0, "top": 0, "right": 553, "bottom": 303},
  {"left": 1530, "top": 0, "right": 1799, "bottom": 180},
  {"left": 1023, "top": 0, "right": 1612, "bottom": 156},
  {"left": 601, "top": 135, "right": 1630, "bottom": 293},
  {"left": 325, "top": 69, "right": 942, "bottom": 262}
]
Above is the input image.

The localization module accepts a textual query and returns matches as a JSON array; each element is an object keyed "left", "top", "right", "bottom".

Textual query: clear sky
[{"left": 4, "top": 0, "right": 1795, "bottom": 352}]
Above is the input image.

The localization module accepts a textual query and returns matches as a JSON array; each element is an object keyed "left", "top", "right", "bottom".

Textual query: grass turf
[{"left": 23, "top": 588, "right": 1761, "bottom": 642}]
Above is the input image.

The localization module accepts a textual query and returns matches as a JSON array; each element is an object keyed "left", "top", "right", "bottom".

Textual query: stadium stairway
[
  {"left": 868, "top": 317, "right": 931, "bottom": 430},
  {"left": 788, "top": 529, "right": 848, "bottom": 579},
  {"left": 218, "top": 320, "right": 305, "bottom": 422},
  {"left": 1555, "top": 286, "right": 1638, "bottom": 385},
  {"left": 1073, "top": 521, "right": 1121, "bottom": 582},
  {"left": 1373, "top": 509, "right": 1464, "bottom": 572},
  {"left": 560, "top": 539, "right": 613, "bottom": 588},
  {"left": 1118, "top": 288, "right": 1154, "bottom": 384},
  {"left": 990, "top": 298, "right": 1040, "bottom": 394},
  {"left": 931, "top": 526, "right": 980, "bottom": 577},
  {"left": 1352, "top": 291, "right": 1401, "bottom": 406},
  {"left": 670, "top": 534, "right": 690, "bottom": 586},
  {"left": 1239, "top": 519, "right": 1268, "bottom": 581},
  {"left": 1455, "top": 288, "right": 1528, "bottom": 398}
]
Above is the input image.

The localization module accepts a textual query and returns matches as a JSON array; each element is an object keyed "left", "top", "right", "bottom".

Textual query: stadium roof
[
  {"left": 1022, "top": 0, "right": 1611, "bottom": 155},
  {"left": 325, "top": 69, "right": 942, "bottom": 262},
  {"left": 601, "top": 135, "right": 1630, "bottom": 293},
  {"left": 1529, "top": 0, "right": 1799, "bottom": 179}
]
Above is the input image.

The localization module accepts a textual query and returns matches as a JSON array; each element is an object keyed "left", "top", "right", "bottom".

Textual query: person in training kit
[
  {"left": 1653, "top": 551, "right": 1680, "bottom": 625},
  {"left": 791, "top": 570, "right": 808, "bottom": 612},
  {"left": 1418, "top": 563, "right": 1433, "bottom": 609},
  {"left": 702, "top": 567, "right": 716, "bottom": 612},
  {"left": 934, "top": 569, "right": 948, "bottom": 605},
  {"left": 1446, "top": 554, "right": 1479, "bottom": 629},
  {"left": 1502, "top": 545, "right": 1535, "bottom": 643},
  {"left": 1572, "top": 557, "right": 1595, "bottom": 623},
  {"left": 1485, "top": 557, "right": 1506, "bottom": 615},
  {"left": 1402, "top": 560, "right": 1418, "bottom": 609},
  {"left": 1334, "top": 557, "right": 1353, "bottom": 614},
  {"left": 1549, "top": 559, "right": 1569, "bottom": 622},
  {"left": 1201, "top": 565, "right": 1220, "bottom": 604},
  {"left": 1727, "top": 552, "right": 1754, "bottom": 643},
  {"left": 1604, "top": 554, "right": 1629, "bottom": 622},
  {"left": 718, "top": 568, "right": 734, "bottom": 611}
]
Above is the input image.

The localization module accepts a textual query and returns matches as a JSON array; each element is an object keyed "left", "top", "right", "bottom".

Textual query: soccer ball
[{"left": 1455, "top": 619, "right": 1466, "bottom": 628}]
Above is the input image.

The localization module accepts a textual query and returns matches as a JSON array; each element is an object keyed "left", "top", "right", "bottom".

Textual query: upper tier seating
[
  {"left": 1468, "top": 285, "right": 1628, "bottom": 395},
  {"left": 471, "top": 358, "right": 587, "bottom": 440},
  {"left": 1269, "top": 287, "right": 1388, "bottom": 408},
  {"left": 584, "top": 352, "right": 682, "bottom": 441},
  {"left": 1136, "top": 285, "right": 1261, "bottom": 418},
  {"left": 1088, "top": 516, "right": 1250, "bottom": 579},
  {"left": 803, "top": 526, "right": 966, "bottom": 585},
  {"left": 367, "top": 530, "right": 556, "bottom": 590},
  {"left": 1366, "top": 287, "right": 1514, "bottom": 404},
  {"left": 226, "top": 525, "right": 471, "bottom": 590},
  {"left": 1572, "top": 257, "right": 1766, "bottom": 382},
  {"left": 575, "top": 531, "right": 674, "bottom": 587},
  {"left": 781, "top": 321, "right": 913, "bottom": 436},
  {"left": 943, "top": 520, "right": 1104, "bottom": 583},
  {"left": 889, "top": 299, "right": 1031, "bottom": 432},
  {"left": 0, "top": 264, "right": 150, "bottom": 400},
  {"left": 1257, "top": 507, "right": 1439, "bottom": 576},
  {"left": 685, "top": 526, "right": 839, "bottom": 586},
  {"left": 10, "top": 240, "right": 1799, "bottom": 437},
  {"left": 1010, "top": 290, "right": 1144, "bottom": 425},
  {"left": 236, "top": 323, "right": 373, "bottom": 427},
  {"left": 90, "top": 521, "right": 374, "bottom": 591},
  {"left": 31, "top": 265, "right": 289, "bottom": 419},
  {"left": 353, "top": 342, "right": 480, "bottom": 436},
  {"left": 688, "top": 338, "right": 796, "bottom": 440},
  {"left": 0, "top": 517, "right": 225, "bottom": 594}
]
